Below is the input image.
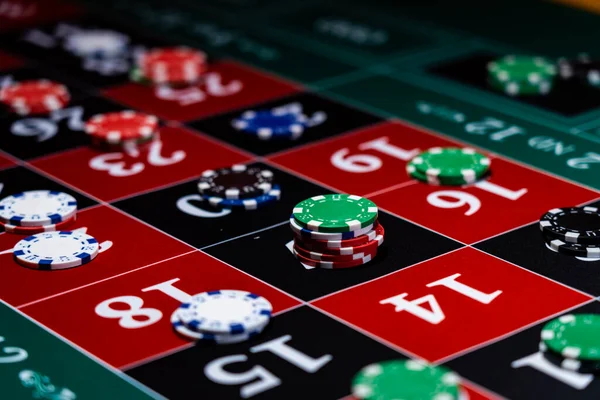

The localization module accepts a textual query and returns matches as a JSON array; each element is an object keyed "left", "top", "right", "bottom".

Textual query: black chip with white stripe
[
  {"left": 539, "top": 206, "right": 600, "bottom": 245},
  {"left": 197, "top": 164, "right": 273, "bottom": 200}
]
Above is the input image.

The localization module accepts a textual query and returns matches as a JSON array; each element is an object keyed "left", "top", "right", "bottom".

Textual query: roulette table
[{"left": 1, "top": 0, "right": 600, "bottom": 399}]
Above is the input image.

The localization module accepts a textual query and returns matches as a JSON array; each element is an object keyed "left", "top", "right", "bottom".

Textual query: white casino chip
[
  {"left": 0, "top": 190, "right": 77, "bottom": 227},
  {"left": 177, "top": 290, "right": 273, "bottom": 335},
  {"left": 170, "top": 309, "right": 266, "bottom": 344},
  {"left": 64, "top": 30, "right": 129, "bottom": 58},
  {"left": 13, "top": 231, "right": 100, "bottom": 270}
]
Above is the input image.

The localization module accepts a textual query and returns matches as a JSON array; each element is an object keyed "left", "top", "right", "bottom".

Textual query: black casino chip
[
  {"left": 543, "top": 235, "right": 600, "bottom": 259},
  {"left": 539, "top": 206, "right": 600, "bottom": 245},
  {"left": 558, "top": 54, "right": 600, "bottom": 87},
  {"left": 197, "top": 164, "right": 273, "bottom": 200}
]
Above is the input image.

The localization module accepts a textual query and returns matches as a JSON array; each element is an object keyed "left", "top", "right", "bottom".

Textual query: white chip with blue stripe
[
  {"left": 0, "top": 190, "right": 77, "bottom": 227},
  {"left": 177, "top": 290, "right": 272, "bottom": 335},
  {"left": 171, "top": 309, "right": 266, "bottom": 344},
  {"left": 13, "top": 231, "right": 99, "bottom": 270}
]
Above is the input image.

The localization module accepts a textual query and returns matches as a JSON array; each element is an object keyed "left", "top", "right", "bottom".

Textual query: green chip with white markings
[
  {"left": 410, "top": 147, "right": 491, "bottom": 184},
  {"left": 406, "top": 162, "right": 474, "bottom": 186},
  {"left": 292, "top": 194, "right": 378, "bottom": 233},
  {"left": 351, "top": 359, "right": 461, "bottom": 400},
  {"left": 541, "top": 314, "right": 600, "bottom": 361},
  {"left": 487, "top": 55, "right": 557, "bottom": 96}
]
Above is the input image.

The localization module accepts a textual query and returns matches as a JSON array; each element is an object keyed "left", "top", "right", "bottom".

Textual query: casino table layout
[{"left": 3, "top": 0, "right": 600, "bottom": 399}]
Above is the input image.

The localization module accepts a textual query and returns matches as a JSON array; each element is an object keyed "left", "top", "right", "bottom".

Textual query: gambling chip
[
  {"left": 232, "top": 110, "right": 309, "bottom": 140},
  {"left": 84, "top": 111, "right": 158, "bottom": 144},
  {"left": 539, "top": 207, "right": 600, "bottom": 245},
  {"left": 176, "top": 290, "right": 272, "bottom": 335},
  {"left": 293, "top": 223, "right": 383, "bottom": 269},
  {"left": 290, "top": 217, "right": 374, "bottom": 241},
  {"left": 140, "top": 47, "right": 207, "bottom": 85},
  {"left": 558, "top": 54, "right": 600, "bottom": 87},
  {"left": 539, "top": 341, "right": 600, "bottom": 374},
  {"left": 205, "top": 185, "right": 281, "bottom": 210},
  {"left": 541, "top": 314, "right": 600, "bottom": 362},
  {"left": 90, "top": 131, "right": 159, "bottom": 152},
  {"left": 293, "top": 247, "right": 375, "bottom": 269},
  {"left": 296, "top": 223, "right": 385, "bottom": 255},
  {"left": 351, "top": 359, "right": 461, "bottom": 400},
  {"left": 408, "top": 147, "right": 490, "bottom": 186},
  {"left": 171, "top": 309, "right": 266, "bottom": 344},
  {"left": 294, "top": 223, "right": 381, "bottom": 250},
  {"left": 63, "top": 30, "right": 129, "bottom": 59},
  {"left": 289, "top": 195, "right": 383, "bottom": 269},
  {"left": 487, "top": 55, "right": 557, "bottom": 96},
  {"left": 544, "top": 237, "right": 600, "bottom": 258},
  {"left": 13, "top": 231, "right": 99, "bottom": 270},
  {"left": 406, "top": 165, "right": 471, "bottom": 186},
  {"left": 0, "top": 80, "right": 70, "bottom": 115},
  {"left": 294, "top": 242, "right": 372, "bottom": 262},
  {"left": 0, "top": 190, "right": 77, "bottom": 227},
  {"left": 1, "top": 215, "right": 77, "bottom": 235},
  {"left": 292, "top": 194, "right": 378, "bottom": 233},
  {"left": 198, "top": 164, "right": 273, "bottom": 200}
]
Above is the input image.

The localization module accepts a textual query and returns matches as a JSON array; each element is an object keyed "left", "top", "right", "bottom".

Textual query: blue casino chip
[
  {"left": 231, "top": 110, "right": 309, "bottom": 140},
  {"left": 204, "top": 185, "right": 281, "bottom": 210}
]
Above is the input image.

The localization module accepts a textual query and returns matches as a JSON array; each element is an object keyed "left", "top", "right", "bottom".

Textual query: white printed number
[
  {"left": 11, "top": 107, "right": 85, "bottom": 143},
  {"left": 88, "top": 140, "right": 186, "bottom": 177}
]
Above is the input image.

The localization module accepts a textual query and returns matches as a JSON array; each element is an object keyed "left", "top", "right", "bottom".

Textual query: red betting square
[
  {"left": 20, "top": 251, "right": 301, "bottom": 368},
  {"left": 0, "top": 50, "right": 24, "bottom": 71},
  {"left": 0, "top": 153, "right": 15, "bottom": 170},
  {"left": 0, "top": 206, "right": 191, "bottom": 306},
  {"left": 103, "top": 60, "right": 300, "bottom": 122},
  {"left": 31, "top": 126, "right": 251, "bottom": 202},
  {"left": 269, "top": 121, "right": 464, "bottom": 196},
  {"left": 313, "top": 247, "right": 591, "bottom": 362},
  {"left": 371, "top": 156, "right": 600, "bottom": 243},
  {"left": 461, "top": 383, "right": 502, "bottom": 400},
  {"left": 0, "top": 0, "right": 82, "bottom": 32}
]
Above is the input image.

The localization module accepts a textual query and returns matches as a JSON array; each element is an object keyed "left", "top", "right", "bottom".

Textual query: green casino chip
[
  {"left": 406, "top": 162, "right": 472, "bottom": 186},
  {"left": 541, "top": 314, "right": 600, "bottom": 360},
  {"left": 410, "top": 147, "right": 491, "bottom": 184},
  {"left": 292, "top": 194, "right": 378, "bottom": 233},
  {"left": 351, "top": 359, "right": 461, "bottom": 400},
  {"left": 487, "top": 55, "right": 557, "bottom": 96}
]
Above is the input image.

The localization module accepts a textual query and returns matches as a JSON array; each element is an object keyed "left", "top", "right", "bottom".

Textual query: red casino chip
[
  {"left": 294, "top": 222, "right": 383, "bottom": 250},
  {"left": 296, "top": 223, "right": 385, "bottom": 254},
  {"left": 0, "top": 80, "right": 70, "bottom": 115},
  {"left": 293, "top": 246, "right": 377, "bottom": 269},
  {"left": 84, "top": 111, "right": 158, "bottom": 144},
  {"left": 140, "top": 47, "right": 207, "bottom": 85},
  {"left": 293, "top": 242, "right": 373, "bottom": 262}
]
